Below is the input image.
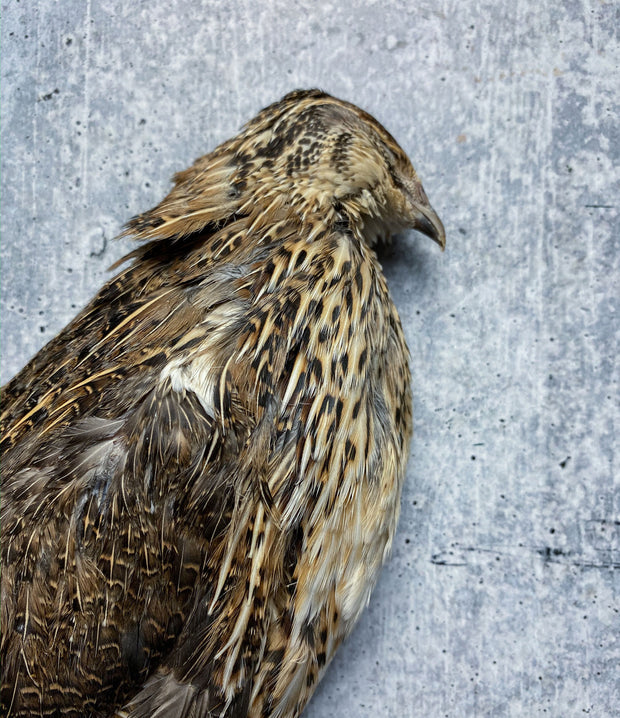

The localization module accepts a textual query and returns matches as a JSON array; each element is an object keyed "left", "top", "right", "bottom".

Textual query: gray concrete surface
[{"left": 1, "top": 1, "right": 618, "bottom": 716}]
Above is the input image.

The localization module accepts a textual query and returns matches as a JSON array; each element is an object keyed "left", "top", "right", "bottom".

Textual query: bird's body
[{"left": 1, "top": 90, "right": 444, "bottom": 717}]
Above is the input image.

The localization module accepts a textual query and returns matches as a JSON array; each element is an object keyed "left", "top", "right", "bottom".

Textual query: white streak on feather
[
  {"left": 208, "top": 501, "right": 252, "bottom": 615},
  {"left": 159, "top": 358, "right": 217, "bottom": 419},
  {"left": 280, "top": 353, "right": 306, "bottom": 408},
  {"left": 218, "top": 504, "right": 267, "bottom": 692}
]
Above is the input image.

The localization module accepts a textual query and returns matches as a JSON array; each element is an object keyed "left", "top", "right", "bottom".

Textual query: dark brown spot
[
  {"left": 345, "top": 439, "right": 356, "bottom": 461},
  {"left": 319, "top": 395, "right": 335, "bottom": 417},
  {"left": 358, "top": 348, "right": 368, "bottom": 371},
  {"left": 344, "top": 287, "right": 353, "bottom": 314},
  {"left": 283, "top": 293, "right": 301, "bottom": 320},
  {"left": 311, "top": 358, "right": 323, "bottom": 382},
  {"left": 295, "top": 249, "right": 307, "bottom": 268},
  {"left": 335, "top": 399, "right": 343, "bottom": 424},
  {"left": 31, "top": 407, "right": 49, "bottom": 424},
  {"left": 176, "top": 336, "right": 203, "bottom": 351}
]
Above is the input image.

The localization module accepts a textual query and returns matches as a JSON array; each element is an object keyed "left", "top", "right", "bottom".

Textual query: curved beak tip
[{"left": 415, "top": 207, "right": 446, "bottom": 251}]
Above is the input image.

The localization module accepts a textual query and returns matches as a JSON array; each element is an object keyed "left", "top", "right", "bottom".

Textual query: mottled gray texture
[{"left": 1, "top": 1, "right": 618, "bottom": 716}]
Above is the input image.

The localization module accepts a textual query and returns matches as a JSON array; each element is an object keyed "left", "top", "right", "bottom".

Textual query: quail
[{"left": 1, "top": 89, "right": 445, "bottom": 717}]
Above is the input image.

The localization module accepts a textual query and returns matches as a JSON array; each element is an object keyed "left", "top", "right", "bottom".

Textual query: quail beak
[{"left": 413, "top": 203, "right": 446, "bottom": 251}]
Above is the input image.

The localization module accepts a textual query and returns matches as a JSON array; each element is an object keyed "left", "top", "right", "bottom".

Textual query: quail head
[{"left": 1, "top": 89, "right": 445, "bottom": 717}]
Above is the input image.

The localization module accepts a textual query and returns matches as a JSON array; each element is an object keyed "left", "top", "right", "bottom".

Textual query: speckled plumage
[{"left": 1, "top": 89, "right": 444, "bottom": 718}]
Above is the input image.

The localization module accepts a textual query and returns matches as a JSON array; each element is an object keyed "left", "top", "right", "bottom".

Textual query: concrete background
[{"left": 1, "top": 1, "right": 618, "bottom": 716}]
